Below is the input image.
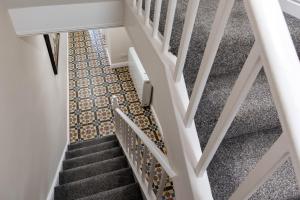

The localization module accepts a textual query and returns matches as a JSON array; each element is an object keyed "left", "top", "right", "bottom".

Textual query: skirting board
[
  {"left": 46, "top": 142, "right": 68, "bottom": 200},
  {"left": 150, "top": 105, "right": 164, "bottom": 140},
  {"left": 110, "top": 61, "right": 129, "bottom": 68}
]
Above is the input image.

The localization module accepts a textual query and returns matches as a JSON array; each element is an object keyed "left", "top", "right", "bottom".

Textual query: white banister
[
  {"left": 133, "top": 0, "right": 137, "bottom": 8},
  {"left": 144, "top": 0, "right": 152, "bottom": 25},
  {"left": 142, "top": 147, "right": 149, "bottom": 180},
  {"left": 156, "top": 171, "right": 168, "bottom": 199},
  {"left": 184, "top": 0, "right": 235, "bottom": 127},
  {"left": 112, "top": 95, "right": 176, "bottom": 200},
  {"left": 195, "top": 43, "right": 262, "bottom": 176},
  {"left": 152, "top": 0, "right": 163, "bottom": 38},
  {"left": 244, "top": 0, "right": 300, "bottom": 183},
  {"left": 229, "top": 135, "right": 290, "bottom": 200},
  {"left": 173, "top": 0, "right": 201, "bottom": 81},
  {"left": 148, "top": 157, "right": 157, "bottom": 193},
  {"left": 115, "top": 107, "right": 176, "bottom": 178},
  {"left": 162, "top": 0, "right": 178, "bottom": 53},
  {"left": 137, "top": 0, "right": 143, "bottom": 15}
]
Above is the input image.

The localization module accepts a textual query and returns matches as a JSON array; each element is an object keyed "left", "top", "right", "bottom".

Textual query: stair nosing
[
  {"left": 76, "top": 183, "right": 140, "bottom": 200},
  {"left": 61, "top": 155, "right": 127, "bottom": 173},
  {"left": 68, "top": 135, "right": 117, "bottom": 150},
  {"left": 64, "top": 146, "right": 122, "bottom": 162},
  {"left": 67, "top": 139, "right": 119, "bottom": 153},
  {"left": 57, "top": 167, "right": 133, "bottom": 187}
]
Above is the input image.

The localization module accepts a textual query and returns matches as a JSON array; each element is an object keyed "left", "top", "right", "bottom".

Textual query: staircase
[
  {"left": 54, "top": 135, "right": 143, "bottom": 200},
  {"left": 154, "top": 0, "right": 300, "bottom": 199},
  {"left": 124, "top": 0, "right": 300, "bottom": 199}
]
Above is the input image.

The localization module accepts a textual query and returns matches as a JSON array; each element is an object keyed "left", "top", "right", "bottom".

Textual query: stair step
[
  {"left": 54, "top": 168, "right": 135, "bottom": 200},
  {"left": 207, "top": 127, "right": 300, "bottom": 200},
  {"left": 76, "top": 183, "right": 143, "bottom": 200},
  {"left": 68, "top": 135, "right": 117, "bottom": 150},
  {"left": 66, "top": 140, "right": 119, "bottom": 159},
  {"left": 195, "top": 71, "right": 280, "bottom": 146},
  {"left": 63, "top": 147, "right": 123, "bottom": 170},
  {"left": 59, "top": 156, "right": 128, "bottom": 184}
]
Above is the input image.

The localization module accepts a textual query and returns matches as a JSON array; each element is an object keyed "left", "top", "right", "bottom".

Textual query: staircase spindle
[
  {"left": 144, "top": 0, "right": 152, "bottom": 25},
  {"left": 133, "top": 0, "right": 137, "bottom": 8},
  {"left": 147, "top": 156, "right": 157, "bottom": 194},
  {"left": 137, "top": 0, "right": 143, "bottom": 15},
  {"left": 142, "top": 147, "right": 149, "bottom": 181},
  {"left": 133, "top": 135, "right": 138, "bottom": 164},
  {"left": 174, "top": 0, "right": 201, "bottom": 81},
  {"left": 162, "top": 0, "right": 177, "bottom": 53},
  {"left": 136, "top": 138, "right": 142, "bottom": 168},
  {"left": 153, "top": 0, "right": 163, "bottom": 38},
  {"left": 184, "top": 0, "right": 235, "bottom": 127},
  {"left": 156, "top": 171, "right": 168, "bottom": 199}
]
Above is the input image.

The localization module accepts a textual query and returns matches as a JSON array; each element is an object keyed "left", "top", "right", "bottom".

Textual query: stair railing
[
  {"left": 127, "top": 0, "right": 300, "bottom": 199},
  {"left": 111, "top": 96, "right": 176, "bottom": 200}
]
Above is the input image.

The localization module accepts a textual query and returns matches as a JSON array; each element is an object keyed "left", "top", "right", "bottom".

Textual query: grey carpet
[
  {"left": 55, "top": 135, "right": 142, "bottom": 200},
  {"left": 152, "top": 0, "right": 300, "bottom": 199}
]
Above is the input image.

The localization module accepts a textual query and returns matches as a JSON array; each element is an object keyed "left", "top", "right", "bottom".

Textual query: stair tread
[
  {"left": 195, "top": 70, "right": 280, "bottom": 146},
  {"left": 208, "top": 127, "right": 300, "bottom": 200},
  {"left": 68, "top": 135, "right": 117, "bottom": 150},
  {"left": 63, "top": 147, "right": 123, "bottom": 170},
  {"left": 60, "top": 156, "right": 128, "bottom": 184},
  {"left": 66, "top": 139, "right": 119, "bottom": 159},
  {"left": 76, "top": 183, "right": 143, "bottom": 200},
  {"left": 55, "top": 168, "right": 135, "bottom": 200}
]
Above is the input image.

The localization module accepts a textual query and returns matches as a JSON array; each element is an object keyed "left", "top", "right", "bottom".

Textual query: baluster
[
  {"left": 132, "top": 135, "right": 138, "bottom": 165},
  {"left": 144, "top": 0, "right": 152, "bottom": 25},
  {"left": 132, "top": 0, "right": 137, "bottom": 8},
  {"left": 136, "top": 138, "right": 142, "bottom": 168},
  {"left": 152, "top": 0, "right": 163, "bottom": 38},
  {"left": 128, "top": 128, "right": 133, "bottom": 157},
  {"left": 162, "top": 0, "right": 177, "bottom": 53},
  {"left": 137, "top": 0, "right": 143, "bottom": 15},
  {"left": 184, "top": 0, "right": 235, "bottom": 126},
  {"left": 147, "top": 156, "right": 157, "bottom": 194},
  {"left": 174, "top": 0, "right": 201, "bottom": 81},
  {"left": 142, "top": 147, "right": 149, "bottom": 181},
  {"left": 156, "top": 171, "right": 168, "bottom": 199},
  {"left": 124, "top": 121, "right": 129, "bottom": 152}
]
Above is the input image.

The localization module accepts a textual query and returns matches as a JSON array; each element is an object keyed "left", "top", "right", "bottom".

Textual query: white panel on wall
[{"left": 9, "top": 1, "right": 124, "bottom": 36}]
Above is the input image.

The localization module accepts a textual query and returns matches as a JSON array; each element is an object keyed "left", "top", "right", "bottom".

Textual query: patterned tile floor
[{"left": 68, "top": 30, "right": 175, "bottom": 199}]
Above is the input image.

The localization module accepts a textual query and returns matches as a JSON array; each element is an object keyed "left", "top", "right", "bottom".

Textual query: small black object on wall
[{"left": 44, "top": 33, "right": 60, "bottom": 75}]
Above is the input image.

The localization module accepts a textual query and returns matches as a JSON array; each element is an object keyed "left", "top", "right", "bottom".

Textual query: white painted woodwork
[
  {"left": 152, "top": 0, "right": 163, "bottom": 38},
  {"left": 144, "top": 0, "right": 152, "bottom": 25},
  {"left": 174, "top": 0, "right": 201, "bottom": 81},
  {"left": 229, "top": 135, "right": 290, "bottom": 200},
  {"left": 9, "top": 1, "right": 124, "bottom": 36},
  {"left": 184, "top": 0, "right": 235, "bottom": 127},
  {"left": 195, "top": 43, "right": 262, "bottom": 176},
  {"left": 162, "top": 0, "right": 178, "bottom": 53}
]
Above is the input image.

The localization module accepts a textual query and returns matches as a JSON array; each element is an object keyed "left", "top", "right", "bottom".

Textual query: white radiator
[{"left": 128, "top": 47, "right": 152, "bottom": 107}]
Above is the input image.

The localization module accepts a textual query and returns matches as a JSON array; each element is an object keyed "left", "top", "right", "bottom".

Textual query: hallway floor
[{"left": 68, "top": 29, "right": 175, "bottom": 199}]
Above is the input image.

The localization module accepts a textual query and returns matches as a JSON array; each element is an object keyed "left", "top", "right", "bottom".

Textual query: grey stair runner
[
  {"left": 152, "top": 0, "right": 300, "bottom": 199},
  {"left": 55, "top": 135, "right": 143, "bottom": 200}
]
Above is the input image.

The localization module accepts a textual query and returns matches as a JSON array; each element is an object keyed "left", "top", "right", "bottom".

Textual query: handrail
[
  {"left": 115, "top": 107, "right": 176, "bottom": 178},
  {"left": 244, "top": 0, "right": 300, "bottom": 183},
  {"left": 111, "top": 95, "right": 176, "bottom": 200}
]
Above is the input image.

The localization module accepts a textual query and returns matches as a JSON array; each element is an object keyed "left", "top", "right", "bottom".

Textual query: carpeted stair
[
  {"left": 150, "top": 0, "right": 300, "bottom": 199},
  {"left": 54, "top": 135, "right": 143, "bottom": 200}
]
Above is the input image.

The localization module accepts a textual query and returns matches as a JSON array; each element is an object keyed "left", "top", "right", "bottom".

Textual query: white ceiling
[{"left": 3, "top": 0, "right": 113, "bottom": 9}]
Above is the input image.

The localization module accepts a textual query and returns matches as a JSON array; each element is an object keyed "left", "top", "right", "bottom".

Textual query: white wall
[
  {"left": 9, "top": 1, "right": 124, "bottom": 36},
  {"left": 104, "top": 27, "right": 133, "bottom": 65},
  {"left": 0, "top": 5, "right": 68, "bottom": 200}
]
